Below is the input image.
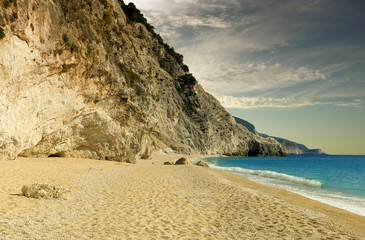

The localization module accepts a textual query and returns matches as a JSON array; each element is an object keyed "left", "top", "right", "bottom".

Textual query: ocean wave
[{"left": 210, "top": 164, "right": 322, "bottom": 187}]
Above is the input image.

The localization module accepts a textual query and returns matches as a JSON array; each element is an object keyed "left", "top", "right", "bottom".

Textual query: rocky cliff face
[
  {"left": 0, "top": 0, "right": 285, "bottom": 162},
  {"left": 234, "top": 117, "right": 325, "bottom": 155}
]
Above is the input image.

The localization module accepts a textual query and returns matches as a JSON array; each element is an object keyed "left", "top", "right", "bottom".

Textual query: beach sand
[{"left": 0, "top": 153, "right": 364, "bottom": 239}]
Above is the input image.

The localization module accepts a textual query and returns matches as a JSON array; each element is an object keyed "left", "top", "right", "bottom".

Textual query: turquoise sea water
[{"left": 201, "top": 155, "right": 365, "bottom": 216}]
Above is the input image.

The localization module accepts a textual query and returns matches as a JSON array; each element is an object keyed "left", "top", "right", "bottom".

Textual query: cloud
[
  {"left": 129, "top": 0, "right": 365, "bottom": 108},
  {"left": 146, "top": 12, "right": 231, "bottom": 31},
  {"left": 217, "top": 96, "right": 364, "bottom": 109},
  {"left": 129, "top": 0, "right": 239, "bottom": 13},
  {"left": 191, "top": 60, "right": 328, "bottom": 96}
]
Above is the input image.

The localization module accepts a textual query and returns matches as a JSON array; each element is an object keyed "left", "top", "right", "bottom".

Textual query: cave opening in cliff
[{"left": 48, "top": 152, "right": 66, "bottom": 158}]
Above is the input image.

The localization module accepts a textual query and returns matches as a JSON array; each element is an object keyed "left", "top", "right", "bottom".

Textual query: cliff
[
  {"left": 233, "top": 117, "right": 257, "bottom": 135},
  {"left": 0, "top": 0, "right": 285, "bottom": 162},
  {"left": 234, "top": 117, "right": 325, "bottom": 155},
  {"left": 260, "top": 135, "right": 326, "bottom": 155}
]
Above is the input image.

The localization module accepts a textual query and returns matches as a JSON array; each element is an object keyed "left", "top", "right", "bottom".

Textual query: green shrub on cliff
[
  {"left": 117, "top": 1, "right": 186, "bottom": 68},
  {"left": 178, "top": 74, "right": 197, "bottom": 86},
  {"left": 62, "top": 33, "right": 69, "bottom": 43},
  {"left": 3, "top": 0, "right": 11, "bottom": 8},
  {"left": 103, "top": 10, "right": 113, "bottom": 25},
  {"left": 0, "top": 27, "right": 5, "bottom": 40},
  {"left": 100, "top": 0, "right": 108, "bottom": 7},
  {"left": 118, "top": 62, "right": 141, "bottom": 87},
  {"left": 181, "top": 64, "right": 189, "bottom": 72},
  {"left": 119, "top": 2, "right": 149, "bottom": 27}
]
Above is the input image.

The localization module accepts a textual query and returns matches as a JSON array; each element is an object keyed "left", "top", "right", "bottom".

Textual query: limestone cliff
[{"left": 0, "top": 0, "right": 285, "bottom": 162}]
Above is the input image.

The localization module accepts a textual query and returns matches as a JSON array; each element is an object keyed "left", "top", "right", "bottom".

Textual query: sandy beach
[{"left": 0, "top": 153, "right": 364, "bottom": 239}]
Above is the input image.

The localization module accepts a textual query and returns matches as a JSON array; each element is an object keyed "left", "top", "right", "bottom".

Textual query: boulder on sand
[
  {"left": 196, "top": 160, "right": 210, "bottom": 167},
  {"left": 164, "top": 161, "right": 173, "bottom": 165},
  {"left": 22, "top": 183, "right": 72, "bottom": 200},
  {"left": 175, "top": 157, "right": 191, "bottom": 165}
]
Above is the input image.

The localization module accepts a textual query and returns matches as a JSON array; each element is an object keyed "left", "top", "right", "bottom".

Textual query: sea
[{"left": 199, "top": 155, "right": 365, "bottom": 216}]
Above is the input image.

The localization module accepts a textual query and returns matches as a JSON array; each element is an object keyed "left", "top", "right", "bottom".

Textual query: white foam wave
[
  {"left": 297, "top": 191, "right": 365, "bottom": 216},
  {"left": 210, "top": 164, "right": 322, "bottom": 187}
]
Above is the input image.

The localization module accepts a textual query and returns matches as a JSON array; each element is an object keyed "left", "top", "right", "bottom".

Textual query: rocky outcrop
[
  {"left": 196, "top": 160, "right": 210, "bottom": 167},
  {"left": 301, "top": 149, "right": 326, "bottom": 155},
  {"left": 234, "top": 117, "right": 257, "bottom": 135},
  {"left": 234, "top": 117, "right": 325, "bottom": 155},
  {"left": 260, "top": 135, "right": 326, "bottom": 155},
  {"left": 0, "top": 0, "right": 284, "bottom": 162},
  {"left": 175, "top": 157, "right": 191, "bottom": 165}
]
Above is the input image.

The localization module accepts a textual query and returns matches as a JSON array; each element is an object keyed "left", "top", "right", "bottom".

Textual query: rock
[
  {"left": 164, "top": 161, "right": 173, "bottom": 165},
  {"left": 175, "top": 157, "right": 191, "bottom": 165},
  {"left": 196, "top": 160, "right": 210, "bottom": 167},
  {"left": 88, "top": 167, "right": 102, "bottom": 172},
  {"left": 21, "top": 183, "right": 72, "bottom": 200},
  {"left": 0, "top": 0, "right": 285, "bottom": 162}
]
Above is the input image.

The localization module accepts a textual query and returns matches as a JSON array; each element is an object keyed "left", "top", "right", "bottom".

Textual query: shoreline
[
  {"left": 208, "top": 167, "right": 365, "bottom": 236},
  {"left": 216, "top": 169, "right": 365, "bottom": 216},
  {"left": 203, "top": 154, "right": 365, "bottom": 217},
  {"left": 142, "top": 152, "right": 365, "bottom": 237},
  {"left": 0, "top": 153, "right": 364, "bottom": 239},
  {"left": 138, "top": 152, "right": 365, "bottom": 236}
]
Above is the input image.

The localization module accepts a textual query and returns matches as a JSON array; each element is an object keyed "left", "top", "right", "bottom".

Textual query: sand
[{"left": 0, "top": 153, "right": 364, "bottom": 239}]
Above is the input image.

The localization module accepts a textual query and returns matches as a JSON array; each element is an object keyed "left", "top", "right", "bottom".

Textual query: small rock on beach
[
  {"left": 174, "top": 157, "right": 191, "bottom": 165},
  {"left": 21, "top": 183, "right": 72, "bottom": 200},
  {"left": 196, "top": 160, "right": 210, "bottom": 167}
]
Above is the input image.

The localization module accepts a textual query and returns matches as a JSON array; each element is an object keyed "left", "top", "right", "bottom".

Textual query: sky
[{"left": 127, "top": 0, "right": 365, "bottom": 155}]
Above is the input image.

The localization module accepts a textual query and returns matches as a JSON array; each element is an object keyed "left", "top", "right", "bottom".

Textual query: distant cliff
[
  {"left": 234, "top": 117, "right": 325, "bottom": 155},
  {"left": 233, "top": 117, "right": 257, "bottom": 135},
  {"left": 0, "top": 0, "right": 284, "bottom": 162}
]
